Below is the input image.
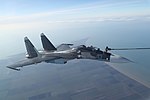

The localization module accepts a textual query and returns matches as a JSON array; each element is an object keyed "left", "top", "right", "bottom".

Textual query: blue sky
[
  {"left": 0, "top": 0, "right": 150, "bottom": 58},
  {"left": 0, "top": 0, "right": 102, "bottom": 15},
  {"left": 0, "top": 0, "right": 149, "bottom": 25},
  {"left": 0, "top": 0, "right": 149, "bottom": 17},
  {"left": 0, "top": 0, "right": 149, "bottom": 31}
]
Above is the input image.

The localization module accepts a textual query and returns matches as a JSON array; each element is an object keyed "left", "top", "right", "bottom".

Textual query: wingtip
[{"left": 7, "top": 66, "right": 20, "bottom": 71}]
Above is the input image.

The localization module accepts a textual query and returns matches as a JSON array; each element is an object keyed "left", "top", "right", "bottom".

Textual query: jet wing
[
  {"left": 57, "top": 38, "right": 89, "bottom": 51},
  {"left": 6, "top": 59, "right": 40, "bottom": 71},
  {"left": 6, "top": 58, "right": 41, "bottom": 71},
  {"left": 56, "top": 44, "right": 73, "bottom": 51},
  {"left": 71, "top": 37, "right": 89, "bottom": 47}
]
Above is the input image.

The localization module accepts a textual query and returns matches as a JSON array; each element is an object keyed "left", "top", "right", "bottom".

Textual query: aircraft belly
[
  {"left": 45, "top": 59, "right": 67, "bottom": 64},
  {"left": 81, "top": 52, "right": 97, "bottom": 59},
  {"left": 44, "top": 52, "right": 77, "bottom": 59},
  {"left": 58, "top": 53, "right": 77, "bottom": 59}
]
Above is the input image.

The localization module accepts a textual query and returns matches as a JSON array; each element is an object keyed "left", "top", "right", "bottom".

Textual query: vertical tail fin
[
  {"left": 40, "top": 33, "right": 56, "bottom": 51},
  {"left": 24, "top": 37, "right": 40, "bottom": 58}
]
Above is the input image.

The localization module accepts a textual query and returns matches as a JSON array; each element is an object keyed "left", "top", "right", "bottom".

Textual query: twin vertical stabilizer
[
  {"left": 25, "top": 33, "right": 56, "bottom": 58},
  {"left": 40, "top": 33, "right": 56, "bottom": 51},
  {"left": 24, "top": 37, "right": 40, "bottom": 58}
]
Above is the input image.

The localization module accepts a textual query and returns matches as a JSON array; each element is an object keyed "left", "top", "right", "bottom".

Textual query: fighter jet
[
  {"left": 7, "top": 33, "right": 107, "bottom": 71},
  {"left": 7, "top": 33, "right": 148, "bottom": 71},
  {"left": 6, "top": 37, "right": 79, "bottom": 71}
]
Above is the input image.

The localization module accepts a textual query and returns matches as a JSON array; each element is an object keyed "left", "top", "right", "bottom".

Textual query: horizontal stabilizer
[{"left": 41, "top": 33, "right": 56, "bottom": 51}]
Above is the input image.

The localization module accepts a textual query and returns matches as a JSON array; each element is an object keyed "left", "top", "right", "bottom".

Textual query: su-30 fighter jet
[
  {"left": 7, "top": 36, "right": 80, "bottom": 71},
  {"left": 7, "top": 33, "right": 150, "bottom": 71}
]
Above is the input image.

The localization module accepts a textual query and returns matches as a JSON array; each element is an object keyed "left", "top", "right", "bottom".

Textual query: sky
[
  {"left": 0, "top": 0, "right": 150, "bottom": 58},
  {"left": 0, "top": 0, "right": 150, "bottom": 26}
]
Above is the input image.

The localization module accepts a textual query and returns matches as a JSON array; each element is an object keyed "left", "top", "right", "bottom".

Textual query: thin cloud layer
[{"left": 0, "top": 0, "right": 149, "bottom": 27}]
